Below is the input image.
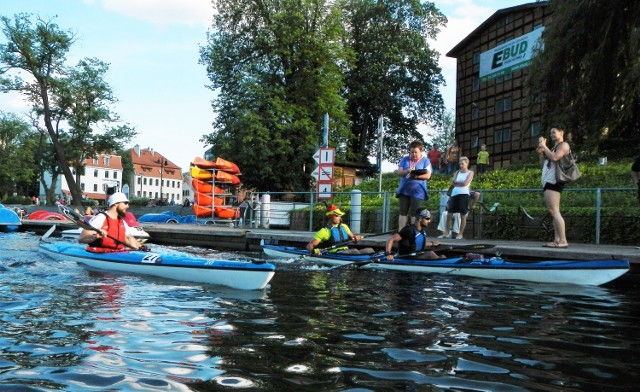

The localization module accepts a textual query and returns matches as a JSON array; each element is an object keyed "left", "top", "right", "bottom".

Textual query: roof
[
  {"left": 446, "top": 1, "right": 549, "bottom": 58},
  {"left": 129, "top": 147, "right": 182, "bottom": 180},
  {"left": 82, "top": 154, "right": 123, "bottom": 170}
]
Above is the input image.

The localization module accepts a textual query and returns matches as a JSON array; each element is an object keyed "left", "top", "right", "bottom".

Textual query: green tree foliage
[
  {"left": 0, "top": 112, "right": 36, "bottom": 196},
  {"left": 0, "top": 14, "right": 135, "bottom": 205},
  {"left": 200, "top": 0, "right": 447, "bottom": 191},
  {"left": 527, "top": 1, "right": 640, "bottom": 156},
  {"left": 200, "top": 0, "right": 351, "bottom": 192},
  {"left": 424, "top": 108, "right": 455, "bottom": 152},
  {"left": 343, "top": 0, "right": 447, "bottom": 162}
]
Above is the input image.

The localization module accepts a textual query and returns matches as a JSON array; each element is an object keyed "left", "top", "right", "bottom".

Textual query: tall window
[
  {"left": 494, "top": 128, "right": 512, "bottom": 143},
  {"left": 495, "top": 97, "right": 512, "bottom": 114},
  {"left": 94, "top": 169, "right": 98, "bottom": 177},
  {"left": 530, "top": 122, "right": 541, "bottom": 138},
  {"left": 104, "top": 171, "right": 109, "bottom": 179}
]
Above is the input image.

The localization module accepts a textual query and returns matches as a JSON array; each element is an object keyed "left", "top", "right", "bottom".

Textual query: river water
[{"left": 1, "top": 232, "right": 639, "bottom": 391}]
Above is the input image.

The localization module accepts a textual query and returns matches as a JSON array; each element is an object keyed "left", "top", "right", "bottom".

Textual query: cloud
[{"left": 98, "top": 0, "right": 212, "bottom": 27}]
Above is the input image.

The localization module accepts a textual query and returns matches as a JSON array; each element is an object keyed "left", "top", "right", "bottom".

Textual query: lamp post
[{"left": 155, "top": 159, "right": 168, "bottom": 203}]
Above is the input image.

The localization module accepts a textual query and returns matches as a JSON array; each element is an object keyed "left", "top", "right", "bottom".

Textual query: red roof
[{"left": 129, "top": 147, "right": 182, "bottom": 180}]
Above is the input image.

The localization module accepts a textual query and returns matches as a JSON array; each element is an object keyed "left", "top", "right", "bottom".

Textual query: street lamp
[{"left": 155, "top": 159, "right": 168, "bottom": 203}]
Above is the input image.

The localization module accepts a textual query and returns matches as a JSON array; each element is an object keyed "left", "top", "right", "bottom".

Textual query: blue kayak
[
  {"left": 0, "top": 205, "right": 21, "bottom": 232},
  {"left": 40, "top": 242, "right": 275, "bottom": 290},
  {"left": 262, "top": 243, "right": 629, "bottom": 286}
]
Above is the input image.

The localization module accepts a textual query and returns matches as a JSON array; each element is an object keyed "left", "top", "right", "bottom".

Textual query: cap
[
  {"left": 108, "top": 192, "right": 129, "bottom": 207},
  {"left": 326, "top": 204, "right": 345, "bottom": 216},
  {"left": 416, "top": 208, "right": 431, "bottom": 219}
]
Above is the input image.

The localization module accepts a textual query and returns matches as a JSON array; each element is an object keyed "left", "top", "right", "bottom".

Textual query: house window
[
  {"left": 113, "top": 171, "right": 118, "bottom": 179},
  {"left": 93, "top": 184, "right": 98, "bottom": 192},
  {"left": 530, "top": 122, "right": 541, "bottom": 138},
  {"left": 494, "top": 128, "right": 512, "bottom": 143},
  {"left": 495, "top": 97, "right": 512, "bottom": 114},
  {"left": 94, "top": 169, "right": 98, "bottom": 177},
  {"left": 471, "top": 135, "right": 479, "bottom": 149},
  {"left": 81, "top": 183, "right": 85, "bottom": 190},
  {"left": 137, "top": 177, "right": 141, "bottom": 184},
  {"left": 471, "top": 103, "right": 479, "bottom": 120},
  {"left": 104, "top": 171, "right": 109, "bottom": 179},
  {"left": 155, "top": 179, "right": 159, "bottom": 186},
  {"left": 143, "top": 178, "right": 147, "bottom": 185},
  {"left": 104, "top": 156, "right": 110, "bottom": 166}
]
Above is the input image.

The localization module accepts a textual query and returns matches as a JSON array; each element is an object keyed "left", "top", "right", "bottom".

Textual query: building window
[
  {"left": 104, "top": 156, "right": 110, "bottom": 166},
  {"left": 104, "top": 171, "right": 109, "bottom": 179},
  {"left": 113, "top": 171, "right": 118, "bottom": 179},
  {"left": 494, "top": 128, "right": 512, "bottom": 143},
  {"left": 471, "top": 103, "right": 479, "bottom": 120},
  {"left": 155, "top": 179, "right": 159, "bottom": 186},
  {"left": 530, "top": 122, "right": 541, "bottom": 138},
  {"left": 137, "top": 177, "right": 141, "bottom": 184},
  {"left": 471, "top": 135, "right": 479, "bottom": 149},
  {"left": 93, "top": 184, "right": 98, "bottom": 192},
  {"left": 143, "top": 178, "right": 147, "bottom": 185},
  {"left": 473, "top": 52, "right": 480, "bottom": 64},
  {"left": 495, "top": 97, "right": 512, "bottom": 114},
  {"left": 81, "top": 183, "right": 85, "bottom": 190},
  {"left": 94, "top": 169, "right": 98, "bottom": 177},
  {"left": 472, "top": 78, "right": 480, "bottom": 91}
]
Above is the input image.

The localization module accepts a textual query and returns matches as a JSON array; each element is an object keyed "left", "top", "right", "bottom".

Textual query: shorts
[
  {"left": 398, "top": 195, "right": 424, "bottom": 217},
  {"left": 543, "top": 182, "right": 565, "bottom": 193},
  {"left": 449, "top": 194, "right": 470, "bottom": 215}
]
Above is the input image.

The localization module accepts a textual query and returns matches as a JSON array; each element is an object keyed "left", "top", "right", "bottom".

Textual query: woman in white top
[
  {"left": 537, "top": 127, "right": 570, "bottom": 248},
  {"left": 439, "top": 156, "right": 474, "bottom": 239}
]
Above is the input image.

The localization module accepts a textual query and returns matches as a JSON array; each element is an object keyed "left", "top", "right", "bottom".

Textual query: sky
[{"left": 0, "top": 0, "right": 528, "bottom": 173}]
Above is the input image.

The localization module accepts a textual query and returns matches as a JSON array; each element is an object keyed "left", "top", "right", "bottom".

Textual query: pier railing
[{"left": 244, "top": 187, "right": 639, "bottom": 246}]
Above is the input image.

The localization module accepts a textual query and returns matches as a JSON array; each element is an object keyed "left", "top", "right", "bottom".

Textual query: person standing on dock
[
  {"left": 306, "top": 205, "right": 375, "bottom": 255},
  {"left": 395, "top": 140, "right": 432, "bottom": 229}
]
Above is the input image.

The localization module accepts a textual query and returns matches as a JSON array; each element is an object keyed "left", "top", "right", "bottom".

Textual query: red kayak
[
  {"left": 191, "top": 178, "right": 226, "bottom": 194},
  {"left": 194, "top": 192, "right": 224, "bottom": 206},
  {"left": 193, "top": 204, "right": 239, "bottom": 219}
]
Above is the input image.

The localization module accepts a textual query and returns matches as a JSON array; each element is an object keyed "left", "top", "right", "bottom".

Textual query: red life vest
[{"left": 86, "top": 214, "right": 127, "bottom": 253}]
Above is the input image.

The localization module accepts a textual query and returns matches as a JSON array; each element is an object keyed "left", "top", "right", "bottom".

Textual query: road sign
[
  {"left": 313, "top": 147, "right": 335, "bottom": 165},
  {"left": 318, "top": 183, "right": 333, "bottom": 199},
  {"left": 318, "top": 166, "right": 333, "bottom": 181}
]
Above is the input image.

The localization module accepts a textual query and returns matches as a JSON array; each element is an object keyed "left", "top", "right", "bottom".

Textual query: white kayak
[
  {"left": 262, "top": 243, "right": 630, "bottom": 286},
  {"left": 41, "top": 242, "right": 275, "bottom": 290}
]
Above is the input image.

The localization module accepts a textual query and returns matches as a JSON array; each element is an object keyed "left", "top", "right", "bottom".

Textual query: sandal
[{"left": 542, "top": 242, "right": 569, "bottom": 248}]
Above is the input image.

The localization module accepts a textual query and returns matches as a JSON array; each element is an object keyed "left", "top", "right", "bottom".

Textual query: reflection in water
[{"left": 1, "top": 234, "right": 639, "bottom": 391}]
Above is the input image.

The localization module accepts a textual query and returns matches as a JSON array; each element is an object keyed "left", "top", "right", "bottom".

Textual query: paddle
[
  {"left": 330, "top": 243, "right": 496, "bottom": 269},
  {"left": 58, "top": 205, "right": 148, "bottom": 252},
  {"left": 41, "top": 224, "right": 57, "bottom": 241}
]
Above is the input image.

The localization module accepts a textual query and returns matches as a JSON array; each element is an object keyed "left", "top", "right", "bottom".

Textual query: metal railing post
[{"left": 595, "top": 188, "right": 601, "bottom": 244}]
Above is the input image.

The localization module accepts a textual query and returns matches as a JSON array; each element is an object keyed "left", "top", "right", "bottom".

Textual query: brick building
[{"left": 446, "top": 1, "right": 551, "bottom": 170}]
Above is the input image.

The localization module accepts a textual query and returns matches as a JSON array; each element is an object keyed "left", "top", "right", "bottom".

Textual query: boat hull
[
  {"left": 0, "top": 206, "right": 21, "bottom": 232},
  {"left": 41, "top": 242, "right": 275, "bottom": 290},
  {"left": 262, "top": 244, "right": 629, "bottom": 286}
]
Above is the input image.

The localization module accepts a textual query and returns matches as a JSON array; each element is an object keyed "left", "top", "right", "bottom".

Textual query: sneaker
[
  {"left": 437, "top": 234, "right": 448, "bottom": 239},
  {"left": 455, "top": 236, "right": 464, "bottom": 240}
]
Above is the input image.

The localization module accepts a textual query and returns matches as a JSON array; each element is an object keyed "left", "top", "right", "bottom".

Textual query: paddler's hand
[
  {"left": 138, "top": 245, "right": 151, "bottom": 252},
  {"left": 352, "top": 235, "right": 362, "bottom": 242},
  {"left": 309, "top": 248, "right": 321, "bottom": 255},
  {"left": 385, "top": 251, "right": 394, "bottom": 261}
]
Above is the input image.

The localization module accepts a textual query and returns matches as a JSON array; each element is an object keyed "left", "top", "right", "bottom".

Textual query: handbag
[
  {"left": 556, "top": 151, "right": 581, "bottom": 183},
  {"left": 446, "top": 170, "right": 459, "bottom": 196}
]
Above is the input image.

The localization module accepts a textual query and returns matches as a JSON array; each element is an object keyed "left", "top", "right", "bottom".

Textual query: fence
[{"left": 242, "top": 187, "right": 639, "bottom": 245}]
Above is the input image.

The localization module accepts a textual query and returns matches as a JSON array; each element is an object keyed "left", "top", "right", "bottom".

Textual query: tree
[
  {"left": 200, "top": 0, "right": 351, "bottom": 192},
  {"left": 424, "top": 108, "right": 455, "bottom": 152},
  {"left": 0, "top": 112, "right": 36, "bottom": 197},
  {"left": 343, "top": 0, "right": 447, "bottom": 163},
  {"left": 527, "top": 1, "right": 640, "bottom": 156},
  {"left": 0, "top": 14, "right": 135, "bottom": 206}
]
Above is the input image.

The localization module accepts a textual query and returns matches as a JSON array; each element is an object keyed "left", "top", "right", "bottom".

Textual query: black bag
[{"left": 556, "top": 151, "right": 581, "bottom": 183}]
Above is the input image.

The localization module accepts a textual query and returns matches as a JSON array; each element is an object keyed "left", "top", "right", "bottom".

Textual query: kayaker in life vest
[
  {"left": 384, "top": 208, "right": 445, "bottom": 260},
  {"left": 306, "top": 205, "right": 375, "bottom": 255},
  {"left": 78, "top": 192, "right": 145, "bottom": 252}
]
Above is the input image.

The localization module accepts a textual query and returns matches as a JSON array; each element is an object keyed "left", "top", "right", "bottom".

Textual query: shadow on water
[{"left": 1, "top": 233, "right": 639, "bottom": 391}]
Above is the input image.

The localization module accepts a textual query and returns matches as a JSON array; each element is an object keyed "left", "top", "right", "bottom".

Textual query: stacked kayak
[
  {"left": 262, "top": 243, "right": 630, "bottom": 286},
  {"left": 190, "top": 157, "right": 241, "bottom": 219},
  {"left": 40, "top": 242, "right": 275, "bottom": 290}
]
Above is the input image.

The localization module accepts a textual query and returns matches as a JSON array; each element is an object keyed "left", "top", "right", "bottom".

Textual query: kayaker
[
  {"left": 384, "top": 208, "right": 445, "bottom": 260},
  {"left": 78, "top": 192, "right": 146, "bottom": 252},
  {"left": 306, "top": 205, "right": 375, "bottom": 255}
]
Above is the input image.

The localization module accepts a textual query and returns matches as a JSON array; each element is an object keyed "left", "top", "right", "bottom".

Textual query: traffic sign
[
  {"left": 313, "top": 147, "right": 335, "bottom": 165},
  {"left": 318, "top": 166, "right": 333, "bottom": 181},
  {"left": 318, "top": 183, "right": 333, "bottom": 199}
]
